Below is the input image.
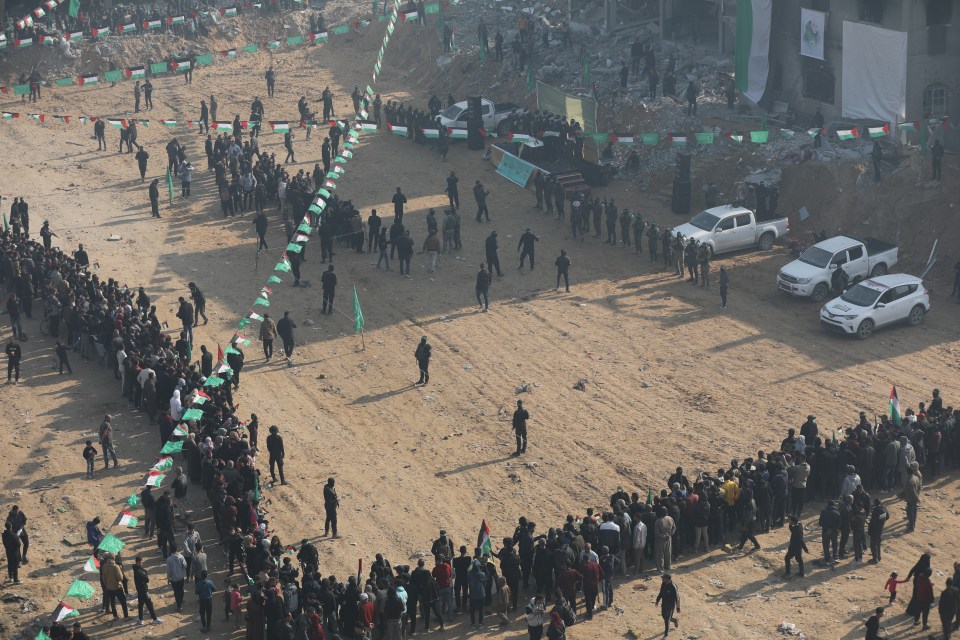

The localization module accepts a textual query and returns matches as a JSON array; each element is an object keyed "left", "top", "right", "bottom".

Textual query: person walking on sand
[
  {"left": 655, "top": 573, "right": 680, "bottom": 638},
  {"left": 259, "top": 313, "right": 278, "bottom": 361},
  {"left": 555, "top": 250, "right": 571, "bottom": 292}
]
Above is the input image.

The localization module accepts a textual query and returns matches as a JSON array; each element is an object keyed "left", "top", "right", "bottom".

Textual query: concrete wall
[{"left": 767, "top": 0, "right": 959, "bottom": 146}]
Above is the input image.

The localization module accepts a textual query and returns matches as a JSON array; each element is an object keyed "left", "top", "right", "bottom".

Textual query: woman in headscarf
[
  {"left": 906, "top": 553, "right": 933, "bottom": 621},
  {"left": 546, "top": 609, "right": 566, "bottom": 640},
  {"left": 170, "top": 389, "right": 183, "bottom": 421},
  {"left": 794, "top": 434, "right": 806, "bottom": 455}
]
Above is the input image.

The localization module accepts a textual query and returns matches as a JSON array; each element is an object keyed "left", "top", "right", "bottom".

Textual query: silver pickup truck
[{"left": 671, "top": 205, "right": 790, "bottom": 256}]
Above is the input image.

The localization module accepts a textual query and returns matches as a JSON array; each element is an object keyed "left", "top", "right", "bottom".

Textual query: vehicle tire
[
  {"left": 758, "top": 232, "right": 775, "bottom": 251},
  {"left": 907, "top": 305, "right": 926, "bottom": 327},
  {"left": 870, "top": 263, "right": 887, "bottom": 277},
  {"left": 811, "top": 283, "right": 829, "bottom": 303},
  {"left": 856, "top": 319, "right": 875, "bottom": 340}
]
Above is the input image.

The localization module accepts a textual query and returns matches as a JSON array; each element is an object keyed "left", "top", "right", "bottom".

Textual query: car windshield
[
  {"left": 440, "top": 105, "right": 463, "bottom": 120},
  {"left": 799, "top": 246, "right": 833, "bottom": 268},
  {"left": 689, "top": 211, "right": 721, "bottom": 231},
  {"left": 841, "top": 283, "right": 883, "bottom": 307}
]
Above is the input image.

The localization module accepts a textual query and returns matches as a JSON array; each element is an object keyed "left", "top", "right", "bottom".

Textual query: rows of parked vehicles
[{"left": 674, "top": 205, "right": 929, "bottom": 340}]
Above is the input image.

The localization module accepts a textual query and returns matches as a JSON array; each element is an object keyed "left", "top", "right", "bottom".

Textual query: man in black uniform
[
  {"left": 485, "top": 231, "right": 503, "bottom": 277},
  {"left": 265, "top": 68, "right": 276, "bottom": 98},
  {"left": 323, "top": 478, "right": 339, "bottom": 537},
  {"left": 392, "top": 187, "right": 408, "bottom": 224},
  {"left": 277, "top": 311, "right": 297, "bottom": 362},
  {"left": 415, "top": 336, "right": 431, "bottom": 385},
  {"left": 512, "top": 400, "right": 529, "bottom": 455},
  {"left": 266, "top": 425, "right": 286, "bottom": 485},
  {"left": 95, "top": 118, "right": 107, "bottom": 151},
  {"left": 135, "top": 146, "right": 149, "bottom": 182},
  {"left": 474, "top": 180, "right": 491, "bottom": 222},
  {"left": 555, "top": 249, "right": 571, "bottom": 292},
  {"left": 149, "top": 180, "right": 160, "bottom": 218},
  {"left": 517, "top": 229, "right": 539, "bottom": 270},
  {"left": 445, "top": 171, "right": 460, "bottom": 209},
  {"left": 321, "top": 265, "right": 337, "bottom": 314},
  {"left": 367, "top": 209, "right": 382, "bottom": 253},
  {"left": 188, "top": 282, "right": 208, "bottom": 325}
]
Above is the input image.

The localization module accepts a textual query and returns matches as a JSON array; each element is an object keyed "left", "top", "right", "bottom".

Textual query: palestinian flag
[
  {"left": 40, "top": 35, "right": 57, "bottom": 45},
  {"left": 82, "top": 556, "right": 100, "bottom": 573},
  {"left": 112, "top": 511, "right": 138, "bottom": 528},
  {"left": 221, "top": 48, "right": 237, "bottom": 57},
  {"left": 55, "top": 115, "right": 70, "bottom": 124},
  {"left": 668, "top": 133, "right": 687, "bottom": 146},
  {"left": 91, "top": 27, "right": 109, "bottom": 38},
  {"left": 356, "top": 122, "right": 377, "bottom": 133},
  {"left": 508, "top": 133, "right": 533, "bottom": 143},
  {"left": 144, "top": 471, "right": 165, "bottom": 486},
  {"left": 421, "top": 128, "right": 440, "bottom": 139},
  {"left": 897, "top": 121, "right": 920, "bottom": 133},
  {"left": 611, "top": 135, "right": 634, "bottom": 146},
  {"left": 77, "top": 74, "right": 99, "bottom": 86},
  {"left": 836, "top": 127, "right": 858, "bottom": 140},
  {"left": 447, "top": 128, "right": 468, "bottom": 139},
  {"left": 67, "top": 31, "right": 84, "bottom": 42},
  {"left": 221, "top": 6, "right": 239, "bottom": 16},
  {"left": 33, "top": 7, "right": 45, "bottom": 18},
  {"left": 162, "top": 119, "right": 177, "bottom": 127},
  {"left": 248, "top": 311, "right": 264, "bottom": 322},
  {"left": 403, "top": 10, "right": 418, "bottom": 22},
  {"left": 43, "top": 0, "right": 56, "bottom": 9},
  {"left": 388, "top": 124, "right": 408, "bottom": 136},
  {"left": 214, "top": 121, "right": 233, "bottom": 131},
  {"left": 734, "top": 0, "right": 772, "bottom": 103},
  {"left": 107, "top": 118, "right": 127, "bottom": 129},
  {"left": 65, "top": 579, "right": 96, "bottom": 600},
  {"left": 152, "top": 456, "right": 174, "bottom": 472},
  {"left": 171, "top": 59, "right": 191, "bottom": 72},
  {"left": 52, "top": 602, "right": 79, "bottom": 622},
  {"left": 324, "top": 179, "right": 337, "bottom": 189},
  {"left": 169, "top": 15, "right": 186, "bottom": 25},
  {"left": 215, "top": 361, "right": 232, "bottom": 375},
  {"left": 2, "top": 112, "right": 18, "bottom": 120},
  {"left": 118, "top": 23, "right": 137, "bottom": 34},
  {"left": 780, "top": 129, "right": 796, "bottom": 139},
  {"left": 16, "top": 38, "right": 34, "bottom": 48},
  {"left": 144, "top": 19, "right": 163, "bottom": 30},
  {"left": 124, "top": 65, "right": 146, "bottom": 79},
  {"left": 173, "top": 423, "right": 189, "bottom": 437},
  {"left": 269, "top": 121, "right": 290, "bottom": 133},
  {"left": 29, "top": 114, "right": 45, "bottom": 124},
  {"left": 867, "top": 124, "right": 890, "bottom": 138},
  {"left": 294, "top": 233, "right": 310, "bottom": 243},
  {"left": 807, "top": 127, "right": 825, "bottom": 137},
  {"left": 727, "top": 132, "right": 744, "bottom": 143},
  {"left": 267, "top": 40, "right": 281, "bottom": 50},
  {"left": 889, "top": 385, "right": 902, "bottom": 426},
  {"left": 477, "top": 519, "right": 493, "bottom": 556}
]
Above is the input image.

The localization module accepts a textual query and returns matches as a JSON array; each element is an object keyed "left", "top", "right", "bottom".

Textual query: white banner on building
[
  {"left": 841, "top": 21, "right": 907, "bottom": 127},
  {"left": 800, "top": 9, "right": 826, "bottom": 60}
]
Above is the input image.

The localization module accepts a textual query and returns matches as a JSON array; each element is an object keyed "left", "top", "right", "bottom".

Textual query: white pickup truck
[
  {"left": 670, "top": 205, "right": 790, "bottom": 256},
  {"left": 777, "top": 236, "right": 900, "bottom": 302},
  {"left": 436, "top": 98, "right": 525, "bottom": 137}
]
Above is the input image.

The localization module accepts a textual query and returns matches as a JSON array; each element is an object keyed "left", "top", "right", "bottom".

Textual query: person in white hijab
[{"left": 170, "top": 389, "right": 183, "bottom": 421}]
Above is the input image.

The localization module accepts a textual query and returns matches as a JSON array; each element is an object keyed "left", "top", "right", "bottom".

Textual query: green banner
[
  {"left": 104, "top": 70, "right": 123, "bottom": 83},
  {"left": 694, "top": 132, "right": 715, "bottom": 144},
  {"left": 195, "top": 53, "right": 213, "bottom": 65},
  {"left": 150, "top": 62, "right": 168, "bottom": 74},
  {"left": 496, "top": 150, "right": 536, "bottom": 188},
  {"left": 332, "top": 25, "right": 350, "bottom": 35},
  {"left": 242, "top": 44, "right": 258, "bottom": 53},
  {"left": 286, "top": 35, "right": 304, "bottom": 46},
  {"left": 13, "top": 84, "right": 30, "bottom": 95},
  {"left": 640, "top": 133, "right": 660, "bottom": 145},
  {"left": 424, "top": 1, "right": 439, "bottom": 13},
  {"left": 54, "top": 77, "right": 74, "bottom": 87}
]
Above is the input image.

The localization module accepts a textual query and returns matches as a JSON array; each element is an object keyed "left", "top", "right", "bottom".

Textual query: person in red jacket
[
  {"left": 356, "top": 593, "right": 375, "bottom": 639},
  {"left": 580, "top": 557, "right": 602, "bottom": 619},
  {"left": 557, "top": 565, "right": 581, "bottom": 616}
]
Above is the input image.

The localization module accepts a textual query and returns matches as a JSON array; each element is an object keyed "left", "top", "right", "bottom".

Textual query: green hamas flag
[
  {"left": 68, "top": 0, "right": 80, "bottom": 17},
  {"left": 65, "top": 579, "right": 95, "bottom": 600},
  {"left": 3, "top": 213, "right": 8, "bottom": 231},
  {"left": 127, "top": 492, "right": 139, "bottom": 507},
  {"left": 97, "top": 533, "right": 125, "bottom": 554},
  {"left": 166, "top": 167, "right": 174, "bottom": 204},
  {"left": 160, "top": 440, "right": 184, "bottom": 454},
  {"left": 242, "top": 44, "right": 259, "bottom": 53},
  {"left": 104, "top": 70, "right": 124, "bottom": 83},
  {"left": 353, "top": 286, "right": 364, "bottom": 334}
]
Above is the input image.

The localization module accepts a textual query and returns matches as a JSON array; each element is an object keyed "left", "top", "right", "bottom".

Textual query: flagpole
[
  {"left": 360, "top": 325, "right": 365, "bottom": 351},
  {"left": 255, "top": 235, "right": 260, "bottom": 273}
]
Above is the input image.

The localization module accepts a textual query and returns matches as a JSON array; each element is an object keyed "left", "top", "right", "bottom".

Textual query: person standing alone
[
  {"left": 415, "top": 336, "right": 432, "bottom": 386},
  {"left": 323, "top": 478, "right": 339, "bottom": 537},
  {"left": 512, "top": 400, "right": 529, "bottom": 455}
]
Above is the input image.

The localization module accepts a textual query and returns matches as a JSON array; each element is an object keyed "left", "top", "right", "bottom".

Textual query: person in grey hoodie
[
  {"left": 467, "top": 560, "right": 487, "bottom": 627},
  {"left": 166, "top": 544, "right": 188, "bottom": 612}
]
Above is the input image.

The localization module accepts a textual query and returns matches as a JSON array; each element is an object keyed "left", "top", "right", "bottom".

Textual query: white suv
[{"left": 820, "top": 274, "right": 929, "bottom": 339}]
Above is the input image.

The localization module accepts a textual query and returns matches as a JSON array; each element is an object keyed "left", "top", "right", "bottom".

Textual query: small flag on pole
[
  {"left": 889, "top": 385, "right": 902, "bottom": 426},
  {"left": 52, "top": 602, "right": 79, "bottom": 622},
  {"left": 112, "top": 511, "right": 139, "bottom": 528},
  {"left": 82, "top": 556, "right": 100, "bottom": 573},
  {"left": 836, "top": 127, "right": 859, "bottom": 140},
  {"left": 166, "top": 167, "right": 174, "bottom": 204},
  {"left": 97, "top": 533, "right": 125, "bottom": 555},
  {"left": 65, "top": 579, "right": 96, "bottom": 600},
  {"left": 477, "top": 520, "right": 493, "bottom": 555},
  {"left": 353, "top": 286, "right": 364, "bottom": 334}
]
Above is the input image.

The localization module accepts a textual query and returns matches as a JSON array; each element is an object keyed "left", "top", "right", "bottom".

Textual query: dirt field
[{"left": 1, "top": 12, "right": 960, "bottom": 640}]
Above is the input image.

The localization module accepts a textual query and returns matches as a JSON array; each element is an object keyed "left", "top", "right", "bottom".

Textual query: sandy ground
[{"left": 2, "top": 20, "right": 960, "bottom": 640}]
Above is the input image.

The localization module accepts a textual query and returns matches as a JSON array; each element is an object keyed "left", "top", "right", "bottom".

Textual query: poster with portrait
[{"left": 800, "top": 8, "right": 826, "bottom": 60}]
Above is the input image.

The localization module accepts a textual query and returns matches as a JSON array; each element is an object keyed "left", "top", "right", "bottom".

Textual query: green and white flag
[
  {"left": 270, "top": 121, "right": 290, "bottom": 133},
  {"left": 112, "top": 511, "right": 138, "bottom": 528},
  {"left": 353, "top": 286, "right": 364, "bottom": 334},
  {"left": 64, "top": 579, "right": 95, "bottom": 600},
  {"left": 97, "top": 533, "right": 125, "bottom": 554},
  {"left": 889, "top": 385, "right": 902, "bottom": 426},
  {"left": 749, "top": 130, "right": 769, "bottom": 143},
  {"left": 267, "top": 40, "right": 281, "bottom": 50},
  {"left": 53, "top": 602, "right": 79, "bottom": 622},
  {"left": 151, "top": 456, "right": 174, "bottom": 472},
  {"left": 477, "top": 520, "right": 493, "bottom": 555},
  {"left": 734, "top": 0, "right": 773, "bottom": 103}
]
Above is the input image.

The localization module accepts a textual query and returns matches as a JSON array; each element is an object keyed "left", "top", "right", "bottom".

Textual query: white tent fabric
[{"left": 841, "top": 21, "right": 907, "bottom": 127}]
